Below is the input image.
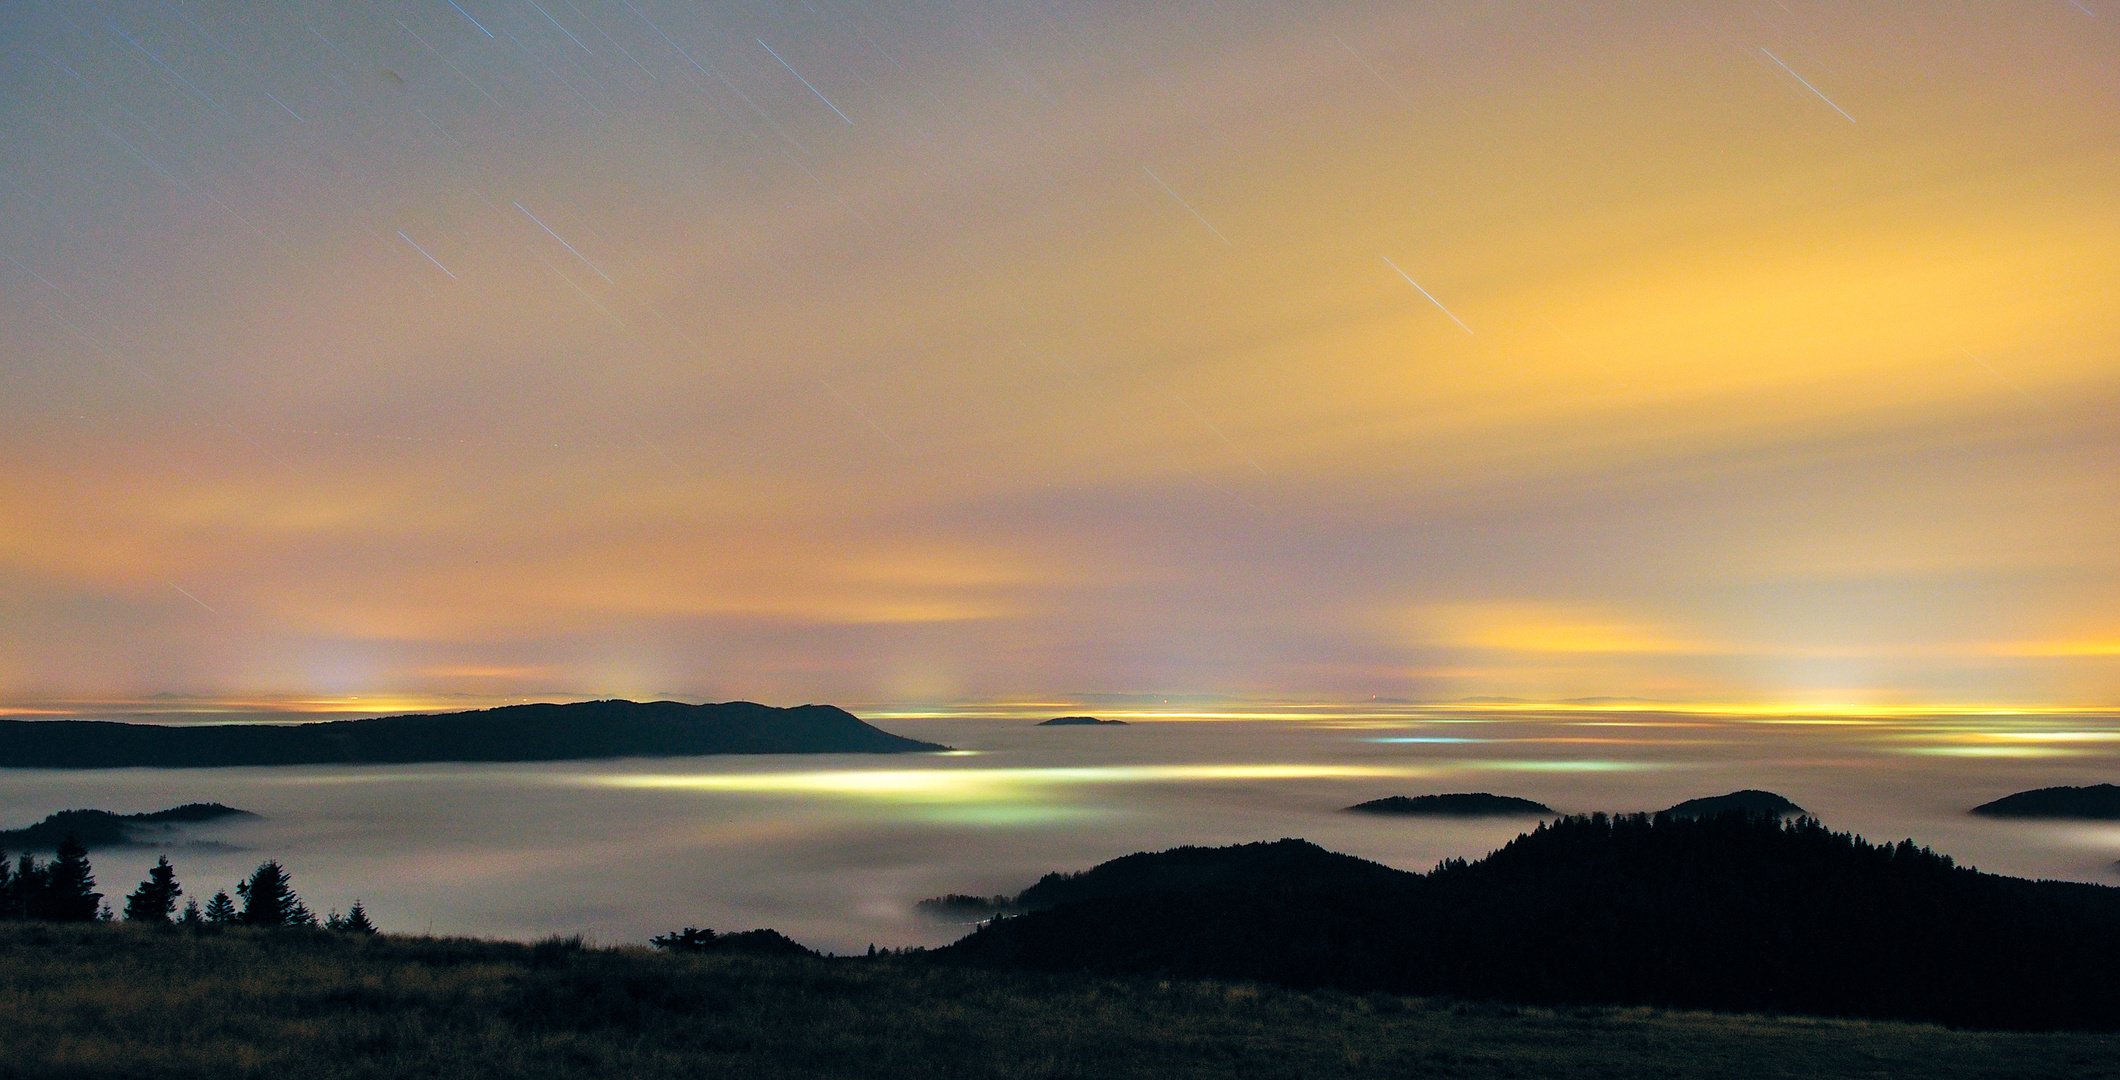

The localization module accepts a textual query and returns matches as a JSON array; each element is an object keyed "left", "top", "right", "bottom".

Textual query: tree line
[
  {"left": 1, "top": 836, "right": 376, "bottom": 933},
  {"left": 940, "top": 812, "right": 2120, "bottom": 1031}
]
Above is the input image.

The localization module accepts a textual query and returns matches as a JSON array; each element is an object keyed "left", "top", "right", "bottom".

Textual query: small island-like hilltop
[
  {"left": 1345, "top": 793, "right": 1555, "bottom": 817},
  {"left": 0, "top": 804, "right": 257, "bottom": 851},
  {"left": 1971, "top": 783, "right": 2120, "bottom": 819},
  {"left": 1658, "top": 790, "right": 1805, "bottom": 819}
]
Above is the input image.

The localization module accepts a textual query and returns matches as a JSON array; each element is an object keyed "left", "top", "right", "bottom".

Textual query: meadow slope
[{"left": 2, "top": 924, "right": 2116, "bottom": 1079}]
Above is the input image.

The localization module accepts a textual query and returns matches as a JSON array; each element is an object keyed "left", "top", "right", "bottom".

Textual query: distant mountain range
[
  {"left": 934, "top": 811, "right": 2120, "bottom": 1030},
  {"left": 0, "top": 803, "right": 257, "bottom": 850},
  {"left": 0, "top": 700, "right": 947, "bottom": 769},
  {"left": 1035, "top": 716, "right": 1127, "bottom": 726}
]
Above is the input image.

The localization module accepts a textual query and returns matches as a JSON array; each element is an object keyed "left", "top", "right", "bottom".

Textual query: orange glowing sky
[{"left": 1, "top": 0, "right": 2114, "bottom": 708}]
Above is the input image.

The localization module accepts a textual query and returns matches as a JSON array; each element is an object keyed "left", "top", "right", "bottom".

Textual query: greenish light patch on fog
[
  {"left": 1459, "top": 760, "right": 1664, "bottom": 773},
  {"left": 914, "top": 804, "right": 1112, "bottom": 827}
]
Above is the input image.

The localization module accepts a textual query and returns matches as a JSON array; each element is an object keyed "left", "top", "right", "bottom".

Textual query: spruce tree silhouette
[
  {"left": 178, "top": 898, "right": 203, "bottom": 925},
  {"left": 44, "top": 837, "right": 101, "bottom": 922},
  {"left": 0, "top": 850, "right": 13, "bottom": 920},
  {"left": 237, "top": 861, "right": 313, "bottom": 926},
  {"left": 7, "top": 854, "right": 46, "bottom": 920},
  {"left": 342, "top": 900, "right": 377, "bottom": 935},
  {"left": 123, "top": 856, "right": 183, "bottom": 923},
  {"left": 203, "top": 890, "right": 237, "bottom": 924}
]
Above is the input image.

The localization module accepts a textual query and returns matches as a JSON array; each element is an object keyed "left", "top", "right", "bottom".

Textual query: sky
[{"left": 1, "top": 0, "right": 2115, "bottom": 710}]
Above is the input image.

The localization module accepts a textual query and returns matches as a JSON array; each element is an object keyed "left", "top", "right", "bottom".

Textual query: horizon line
[{"left": 3, "top": 695, "right": 2115, "bottom": 723}]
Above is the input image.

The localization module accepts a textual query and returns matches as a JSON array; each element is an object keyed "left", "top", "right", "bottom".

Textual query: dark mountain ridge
[
  {"left": 1971, "top": 784, "right": 2120, "bottom": 819},
  {"left": 0, "top": 700, "right": 946, "bottom": 769},
  {"left": 937, "top": 812, "right": 2120, "bottom": 1030}
]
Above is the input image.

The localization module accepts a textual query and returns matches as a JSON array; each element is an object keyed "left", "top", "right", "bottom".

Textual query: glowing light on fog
[
  {"left": 1900, "top": 746, "right": 2088, "bottom": 758},
  {"left": 1468, "top": 760, "right": 1664, "bottom": 773},
  {"left": 584, "top": 763, "right": 1431, "bottom": 802}
]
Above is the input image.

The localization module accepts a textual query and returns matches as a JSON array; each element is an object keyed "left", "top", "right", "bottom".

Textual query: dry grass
[{"left": 1, "top": 922, "right": 2116, "bottom": 1079}]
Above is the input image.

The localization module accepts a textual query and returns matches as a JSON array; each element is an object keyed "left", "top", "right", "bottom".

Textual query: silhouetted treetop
[
  {"left": 915, "top": 894, "right": 1020, "bottom": 921},
  {"left": 43, "top": 838, "right": 101, "bottom": 922},
  {"left": 341, "top": 901, "right": 377, "bottom": 935},
  {"left": 650, "top": 927, "right": 813, "bottom": 957},
  {"left": 122, "top": 856, "right": 182, "bottom": 923},
  {"left": 237, "top": 861, "right": 312, "bottom": 927},
  {"left": 203, "top": 891, "right": 237, "bottom": 924}
]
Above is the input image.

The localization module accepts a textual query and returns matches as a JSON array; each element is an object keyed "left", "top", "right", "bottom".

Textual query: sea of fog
[{"left": 4, "top": 705, "right": 2119, "bottom": 953}]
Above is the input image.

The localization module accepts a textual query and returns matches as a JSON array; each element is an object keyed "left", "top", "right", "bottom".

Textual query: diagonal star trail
[
  {"left": 1760, "top": 48, "right": 1856, "bottom": 123},
  {"left": 1382, "top": 256, "right": 1473, "bottom": 334}
]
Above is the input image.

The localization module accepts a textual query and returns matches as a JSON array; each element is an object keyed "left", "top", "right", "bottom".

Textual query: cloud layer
[{"left": 2, "top": 0, "right": 2114, "bottom": 705}]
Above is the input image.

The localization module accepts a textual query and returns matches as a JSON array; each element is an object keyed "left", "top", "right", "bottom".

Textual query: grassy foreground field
[{"left": 2, "top": 923, "right": 2116, "bottom": 1079}]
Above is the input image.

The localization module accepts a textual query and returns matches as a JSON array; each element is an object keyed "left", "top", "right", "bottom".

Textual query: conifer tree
[
  {"left": 342, "top": 900, "right": 377, "bottom": 935},
  {"left": 44, "top": 837, "right": 101, "bottom": 922},
  {"left": 237, "top": 861, "right": 309, "bottom": 927},
  {"left": 178, "top": 899, "right": 203, "bottom": 926},
  {"left": 203, "top": 890, "right": 237, "bottom": 923},
  {"left": 123, "top": 856, "right": 183, "bottom": 923},
  {"left": 10, "top": 854, "right": 45, "bottom": 921},
  {"left": 0, "top": 850, "right": 13, "bottom": 921}
]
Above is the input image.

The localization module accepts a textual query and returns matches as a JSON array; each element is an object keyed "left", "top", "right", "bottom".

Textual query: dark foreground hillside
[
  {"left": 1, "top": 924, "right": 2114, "bottom": 1080},
  {"left": 941, "top": 814, "right": 2120, "bottom": 1030}
]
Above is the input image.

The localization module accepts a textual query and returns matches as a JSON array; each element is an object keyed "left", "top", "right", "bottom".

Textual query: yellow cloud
[
  {"left": 1989, "top": 640, "right": 2120, "bottom": 658},
  {"left": 1402, "top": 603, "right": 1715, "bottom": 656}
]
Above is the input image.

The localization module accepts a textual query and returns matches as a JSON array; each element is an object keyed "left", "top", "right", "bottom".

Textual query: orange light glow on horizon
[{"left": 0, "top": 1, "right": 2114, "bottom": 709}]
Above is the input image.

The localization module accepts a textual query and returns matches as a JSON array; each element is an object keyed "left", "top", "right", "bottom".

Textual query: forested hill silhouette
[
  {"left": 1017, "top": 839, "right": 1410, "bottom": 910},
  {"left": 1659, "top": 790, "right": 1804, "bottom": 818},
  {"left": 0, "top": 804, "right": 256, "bottom": 850},
  {"left": 1345, "top": 793, "right": 1555, "bottom": 817},
  {"left": 1971, "top": 784, "right": 2120, "bottom": 819},
  {"left": 937, "top": 813, "right": 2120, "bottom": 1030},
  {"left": 915, "top": 840, "right": 1407, "bottom": 921},
  {"left": 0, "top": 700, "right": 946, "bottom": 769}
]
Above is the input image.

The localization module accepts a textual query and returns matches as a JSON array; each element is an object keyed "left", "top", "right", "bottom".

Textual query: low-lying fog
[{"left": 4, "top": 706, "right": 2117, "bottom": 953}]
